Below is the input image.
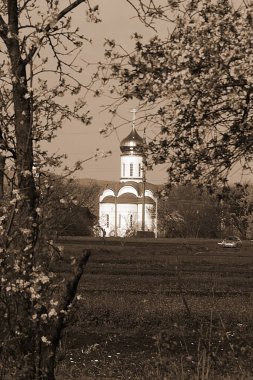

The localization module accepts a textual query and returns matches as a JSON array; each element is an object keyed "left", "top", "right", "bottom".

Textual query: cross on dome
[
  {"left": 130, "top": 108, "right": 137, "bottom": 130},
  {"left": 120, "top": 108, "right": 143, "bottom": 155}
]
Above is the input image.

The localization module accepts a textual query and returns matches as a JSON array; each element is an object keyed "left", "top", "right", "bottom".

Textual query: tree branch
[
  {"left": 57, "top": 0, "right": 88, "bottom": 23},
  {"left": 0, "top": 14, "right": 8, "bottom": 43},
  {"left": 24, "top": 0, "right": 88, "bottom": 66},
  {"left": 18, "top": 0, "right": 34, "bottom": 14},
  {"left": 53, "top": 249, "right": 91, "bottom": 338}
]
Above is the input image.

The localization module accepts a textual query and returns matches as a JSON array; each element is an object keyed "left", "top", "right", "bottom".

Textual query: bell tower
[
  {"left": 120, "top": 109, "right": 144, "bottom": 183},
  {"left": 99, "top": 108, "right": 158, "bottom": 238}
]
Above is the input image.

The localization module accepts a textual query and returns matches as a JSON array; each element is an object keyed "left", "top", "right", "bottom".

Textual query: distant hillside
[
  {"left": 76, "top": 178, "right": 119, "bottom": 189},
  {"left": 77, "top": 178, "right": 162, "bottom": 192}
]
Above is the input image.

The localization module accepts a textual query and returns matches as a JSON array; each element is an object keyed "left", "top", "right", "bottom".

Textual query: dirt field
[{"left": 56, "top": 238, "right": 253, "bottom": 379}]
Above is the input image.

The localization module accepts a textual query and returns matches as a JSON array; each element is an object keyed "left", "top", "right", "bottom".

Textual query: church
[{"left": 99, "top": 110, "right": 158, "bottom": 237}]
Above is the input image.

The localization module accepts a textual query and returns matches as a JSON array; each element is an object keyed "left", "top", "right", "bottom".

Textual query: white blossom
[
  {"left": 41, "top": 336, "right": 51, "bottom": 345},
  {"left": 22, "top": 170, "right": 32, "bottom": 177},
  {"left": 50, "top": 299, "right": 59, "bottom": 306},
  {"left": 36, "top": 207, "right": 42, "bottom": 216},
  {"left": 40, "top": 275, "right": 50, "bottom": 284},
  {"left": 48, "top": 308, "right": 57, "bottom": 318}
]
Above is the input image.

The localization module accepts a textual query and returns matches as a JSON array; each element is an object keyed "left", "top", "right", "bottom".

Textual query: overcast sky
[
  {"left": 43, "top": 0, "right": 169, "bottom": 185},
  {"left": 46, "top": 0, "right": 248, "bottom": 185}
]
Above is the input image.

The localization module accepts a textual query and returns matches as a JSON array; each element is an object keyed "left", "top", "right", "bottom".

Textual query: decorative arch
[
  {"left": 118, "top": 185, "right": 139, "bottom": 197},
  {"left": 99, "top": 188, "right": 115, "bottom": 202},
  {"left": 145, "top": 189, "right": 156, "bottom": 201},
  {"left": 117, "top": 192, "right": 138, "bottom": 203}
]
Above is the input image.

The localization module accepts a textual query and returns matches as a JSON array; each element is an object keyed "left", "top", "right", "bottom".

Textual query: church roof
[
  {"left": 100, "top": 193, "right": 155, "bottom": 205},
  {"left": 100, "top": 181, "right": 158, "bottom": 196},
  {"left": 120, "top": 127, "right": 143, "bottom": 155}
]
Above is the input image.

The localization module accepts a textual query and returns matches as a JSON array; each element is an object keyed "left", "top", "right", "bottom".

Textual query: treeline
[
  {"left": 64, "top": 181, "right": 253, "bottom": 239},
  {"left": 45, "top": 177, "right": 101, "bottom": 237},
  {"left": 16, "top": 177, "right": 251, "bottom": 239},
  {"left": 1, "top": 175, "right": 101, "bottom": 237},
  {"left": 158, "top": 184, "right": 253, "bottom": 239}
]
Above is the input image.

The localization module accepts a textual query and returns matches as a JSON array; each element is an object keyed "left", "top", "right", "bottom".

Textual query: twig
[{"left": 176, "top": 256, "right": 191, "bottom": 317}]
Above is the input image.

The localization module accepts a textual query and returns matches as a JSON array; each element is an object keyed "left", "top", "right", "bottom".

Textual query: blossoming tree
[
  {"left": 102, "top": 0, "right": 253, "bottom": 188},
  {"left": 0, "top": 1, "right": 100, "bottom": 379}
]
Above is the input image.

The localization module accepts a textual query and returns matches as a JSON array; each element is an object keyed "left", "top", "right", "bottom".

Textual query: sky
[
  {"left": 45, "top": 0, "right": 170, "bottom": 185},
  {"left": 45, "top": 0, "right": 250, "bottom": 186}
]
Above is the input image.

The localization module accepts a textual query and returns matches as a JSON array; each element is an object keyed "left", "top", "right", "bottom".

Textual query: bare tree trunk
[
  {"left": 37, "top": 250, "right": 91, "bottom": 380},
  {"left": 7, "top": 0, "right": 37, "bottom": 213},
  {"left": 0, "top": 155, "right": 5, "bottom": 199},
  {"left": 1, "top": 2, "right": 91, "bottom": 378}
]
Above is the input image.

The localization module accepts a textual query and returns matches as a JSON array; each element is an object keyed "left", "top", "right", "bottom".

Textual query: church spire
[
  {"left": 120, "top": 108, "right": 143, "bottom": 155},
  {"left": 130, "top": 108, "right": 137, "bottom": 131}
]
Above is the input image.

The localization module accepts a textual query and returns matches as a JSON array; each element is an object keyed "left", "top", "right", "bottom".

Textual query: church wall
[
  {"left": 120, "top": 155, "right": 143, "bottom": 182},
  {"left": 137, "top": 203, "right": 156, "bottom": 232},
  {"left": 116, "top": 203, "right": 138, "bottom": 236},
  {"left": 99, "top": 201, "right": 156, "bottom": 237},
  {"left": 99, "top": 202, "right": 116, "bottom": 237},
  {"left": 146, "top": 204, "right": 156, "bottom": 231}
]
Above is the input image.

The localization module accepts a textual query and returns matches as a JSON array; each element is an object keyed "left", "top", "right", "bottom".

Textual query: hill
[
  {"left": 76, "top": 178, "right": 118, "bottom": 189},
  {"left": 76, "top": 178, "right": 161, "bottom": 192}
]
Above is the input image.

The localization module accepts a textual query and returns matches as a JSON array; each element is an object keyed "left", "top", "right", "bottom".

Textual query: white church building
[{"left": 99, "top": 110, "right": 158, "bottom": 237}]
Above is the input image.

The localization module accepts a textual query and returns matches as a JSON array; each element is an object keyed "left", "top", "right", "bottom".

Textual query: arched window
[{"left": 130, "top": 163, "right": 133, "bottom": 176}]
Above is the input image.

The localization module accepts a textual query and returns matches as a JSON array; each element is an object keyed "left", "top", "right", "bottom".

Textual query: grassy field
[{"left": 55, "top": 238, "right": 253, "bottom": 380}]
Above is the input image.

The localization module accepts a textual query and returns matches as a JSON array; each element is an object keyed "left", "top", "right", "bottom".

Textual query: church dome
[{"left": 120, "top": 128, "right": 143, "bottom": 154}]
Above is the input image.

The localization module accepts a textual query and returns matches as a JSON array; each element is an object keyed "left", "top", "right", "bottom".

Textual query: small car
[{"left": 218, "top": 236, "right": 242, "bottom": 248}]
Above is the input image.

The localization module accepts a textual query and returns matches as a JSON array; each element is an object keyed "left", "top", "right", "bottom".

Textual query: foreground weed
[{"left": 154, "top": 316, "right": 253, "bottom": 380}]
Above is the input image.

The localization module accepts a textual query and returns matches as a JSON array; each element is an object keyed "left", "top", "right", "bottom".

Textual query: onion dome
[{"left": 120, "top": 127, "right": 143, "bottom": 154}]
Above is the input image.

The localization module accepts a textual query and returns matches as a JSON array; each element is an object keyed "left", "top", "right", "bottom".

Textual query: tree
[
  {"left": 158, "top": 185, "right": 221, "bottom": 238},
  {"left": 101, "top": 0, "right": 253, "bottom": 188},
  {"left": 0, "top": 1, "right": 100, "bottom": 379},
  {"left": 38, "top": 176, "right": 99, "bottom": 237},
  {"left": 219, "top": 183, "right": 253, "bottom": 238}
]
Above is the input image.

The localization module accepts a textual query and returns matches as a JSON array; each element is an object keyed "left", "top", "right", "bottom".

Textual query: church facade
[{"left": 99, "top": 112, "right": 158, "bottom": 237}]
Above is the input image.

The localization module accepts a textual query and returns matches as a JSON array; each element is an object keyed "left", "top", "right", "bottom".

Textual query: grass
[{"left": 55, "top": 238, "right": 253, "bottom": 379}]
